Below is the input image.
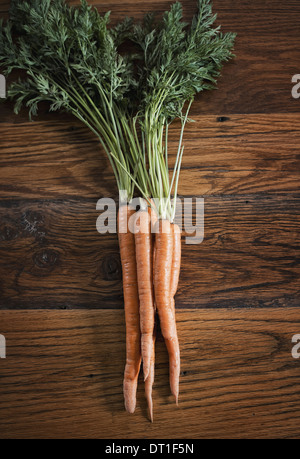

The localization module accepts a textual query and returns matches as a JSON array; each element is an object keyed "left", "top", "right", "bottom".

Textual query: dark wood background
[{"left": 0, "top": 0, "right": 299, "bottom": 439}]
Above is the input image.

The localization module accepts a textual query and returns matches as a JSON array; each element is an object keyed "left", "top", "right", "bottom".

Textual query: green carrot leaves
[
  {"left": 0, "top": 0, "right": 236, "bottom": 212},
  {"left": 130, "top": 0, "right": 236, "bottom": 218}
]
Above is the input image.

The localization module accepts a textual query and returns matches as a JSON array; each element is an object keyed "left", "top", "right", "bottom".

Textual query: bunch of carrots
[
  {"left": 0, "top": 0, "right": 235, "bottom": 421},
  {"left": 119, "top": 199, "right": 182, "bottom": 421}
]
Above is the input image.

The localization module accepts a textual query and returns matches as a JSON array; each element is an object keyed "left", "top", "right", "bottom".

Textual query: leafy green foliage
[
  {"left": 0, "top": 0, "right": 136, "bottom": 115},
  {"left": 0, "top": 0, "right": 142, "bottom": 197},
  {"left": 129, "top": 0, "right": 236, "bottom": 218},
  {"left": 0, "top": 0, "right": 236, "bottom": 211},
  {"left": 132, "top": 0, "right": 236, "bottom": 121}
]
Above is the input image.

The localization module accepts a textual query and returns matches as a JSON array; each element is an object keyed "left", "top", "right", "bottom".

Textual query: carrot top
[
  {"left": 131, "top": 0, "right": 236, "bottom": 220},
  {"left": 0, "top": 0, "right": 236, "bottom": 208}
]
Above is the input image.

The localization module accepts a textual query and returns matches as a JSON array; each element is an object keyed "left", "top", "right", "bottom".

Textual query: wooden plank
[
  {"left": 0, "top": 114, "right": 299, "bottom": 200},
  {"left": 0, "top": 195, "right": 299, "bottom": 309},
  {"left": 0, "top": 0, "right": 300, "bottom": 117},
  {"left": 0, "top": 309, "right": 299, "bottom": 439}
]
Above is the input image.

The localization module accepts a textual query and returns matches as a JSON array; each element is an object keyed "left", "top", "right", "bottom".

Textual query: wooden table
[{"left": 0, "top": 0, "right": 299, "bottom": 439}]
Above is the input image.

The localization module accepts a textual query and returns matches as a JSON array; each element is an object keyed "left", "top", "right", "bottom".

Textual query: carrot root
[
  {"left": 145, "top": 329, "right": 156, "bottom": 422},
  {"left": 154, "top": 219, "right": 180, "bottom": 404},
  {"left": 135, "top": 209, "right": 155, "bottom": 381},
  {"left": 144, "top": 201, "right": 158, "bottom": 421},
  {"left": 119, "top": 205, "right": 181, "bottom": 416},
  {"left": 169, "top": 222, "right": 182, "bottom": 404},
  {"left": 118, "top": 205, "right": 142, "bottom": 414}
]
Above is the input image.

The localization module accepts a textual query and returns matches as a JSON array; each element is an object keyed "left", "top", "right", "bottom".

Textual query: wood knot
[
  {"left": 101, "top": 254, "right": 121, "bottom": 281},
  {"left": 217, "top": 116, "right": 230, "bottom": 122},
  {"left": 33, "top": 249, "right": 59, "bottom": 270},
  {"left": 0, "top": 223, "right": 19, "bottom": 241}
]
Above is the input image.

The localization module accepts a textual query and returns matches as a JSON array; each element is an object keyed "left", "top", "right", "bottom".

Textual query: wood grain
[
  {"left": 0, "top": 195, "right": 299, "bottom": 310},
  {"left": 0, "top": 114, "right": 299, "bottom": 200},
  {"left": 0, "top": 309, "right": 299, "bottom": 439},
  {"left": 0, "top": 0, "right": 299, "bottom": 440},
  {"left": 1, "top": 113, "right": 299, "bottom": 310}
]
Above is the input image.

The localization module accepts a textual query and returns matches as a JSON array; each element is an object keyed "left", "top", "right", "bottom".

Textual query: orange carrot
[
  {"left": 170, "top": 223, "right": 182, "bottom": 298},
  {"left": 145, "top": 325, "right": 156, "bottom": 422},
  {"left": 154, "top": 219, "right": 180, "bottom": 404},
  {"left": 135, "top": 208, "right": 155, "bottom": 381},
  {"left": 144, "top": 201, "right": 158, "bottom": 421},
  {"left": 118, "top": 204, "right": 141, "bottom": 414},
  {"left": 169, "top": 222, "right": 182, "bottom": 403}
]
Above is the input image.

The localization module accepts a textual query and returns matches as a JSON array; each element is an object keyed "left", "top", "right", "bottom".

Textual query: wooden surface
[
  {"left": 0, "top": 0, "right": 300, "bottom": 439},
  {"left": 0, "top": 309, "right": 300, "bottom": 439}
]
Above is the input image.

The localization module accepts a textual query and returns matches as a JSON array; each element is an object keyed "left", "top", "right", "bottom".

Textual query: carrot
[
  {"left": 154, "top": 219, "right": 180, "bottom": 404},
  {"left": 145, "top": 325, "right": 156, "bottom": 422},
  {"left": 134, "top": 208, "right": 155, "bottom": 381},
  {"left": 170, "top": 223, "right": 182, "bottom": 298},
  {"left": 144, "top": 201, "right": 158, "bottom": 421},
  {"left": 118, "top": 204, "right": 141, "bottom": 414},
  {"left": 169, "top": 222, "right": 182, "bottom": 402}
]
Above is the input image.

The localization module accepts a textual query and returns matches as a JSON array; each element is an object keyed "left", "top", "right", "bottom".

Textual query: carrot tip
[
  {"left": 124, "top": 383, "right": 137, "bottom": 414},
  {"left": 148, "top": 404, "right": 153, "bottom": 422},
  {"left": 125, "top": 401, "right": 136, "bottom": 414}
]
